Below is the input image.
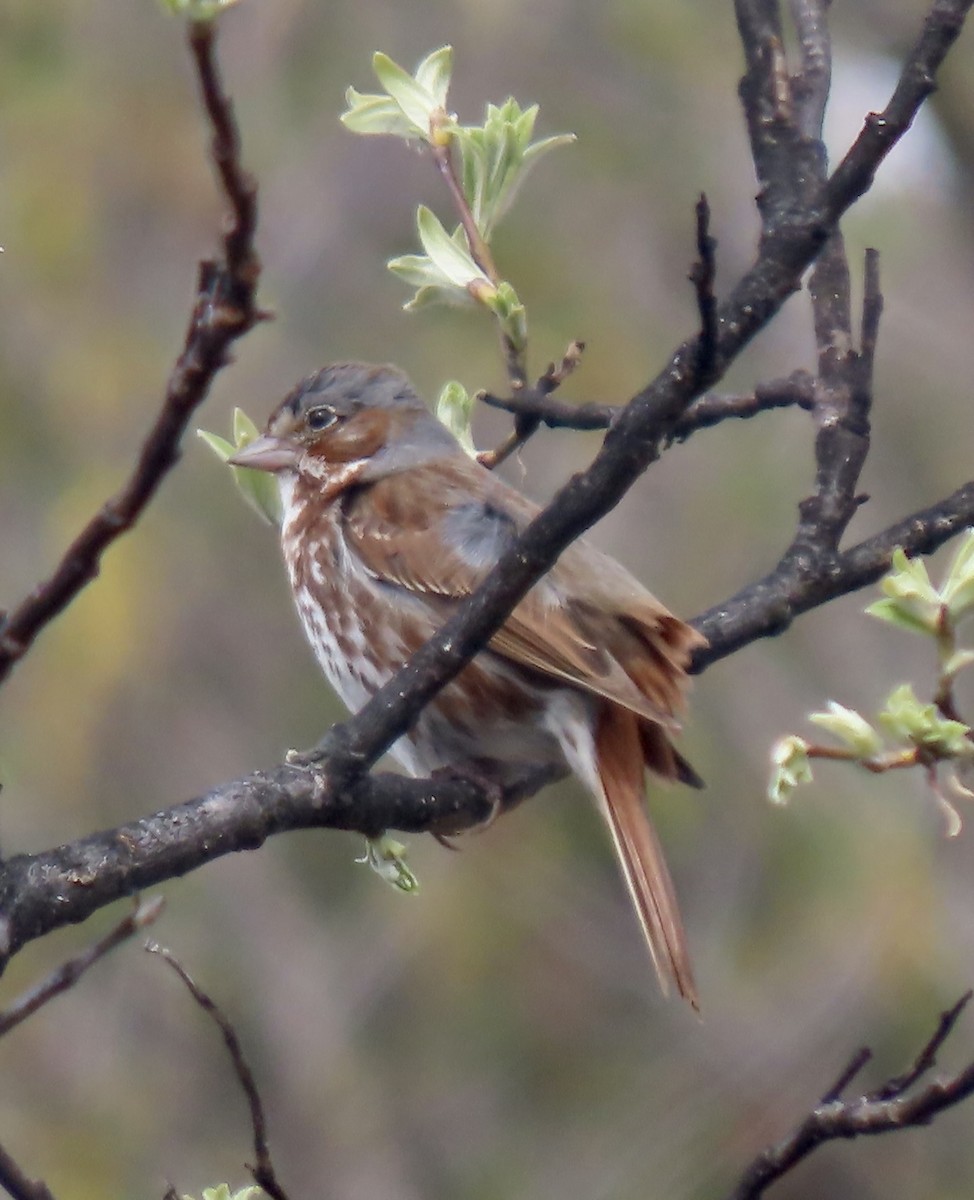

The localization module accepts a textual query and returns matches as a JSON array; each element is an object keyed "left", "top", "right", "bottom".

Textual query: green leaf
[
  {"left": 404, "top": 283, "right": 476, "bottom": 311},
  {"left": 372, "top": 52, "right": 440, "bottom": 136},
  {"left": 768, "top": 736, "right": 813, "bottom": 805},
  {"left": 358, "top": 834, "right": 420, "bottom": 893},
  {"left": 182, "top": 1186, "right": 263, "bottom": 1200},
  {"left": 196, "top": 429, "right": 236, "bottom": 461},
  {"left": 232, "top": 407, "right": 262, "bottom": 446},
  {"left": 196, "top": 413, "right": 283, "bottom": 528},
  {"left": 943, "top": 649, "right": 974, "bottom": 678},
  {"left": 481, "top": 281, "right": 527, "bottom": 354},
  {"left": 159, "top": 0, "right": 242, "bottom": 18},
  {"left": 340, "top": 88, "right": 419, "bottom": 138},
  {"left": 454, "top": 98, "right": 574, "bottom": 237},
  {"left": 413, "top": 45, "right": 453, "bottom": 109},
  {"left": 808, "top": 701, "right": 884, "bottom": 759},
  {"left": 340, "top": 48, "right": 455, "bottom": 142},
  {"left": 387, "top": 252, "right": 450, "bottom": 290},
  {"left": 879, "top": 683, "right": 972, "bottom": 756},
  {"left": 941, "top": 529, "right": 974, "bottom": 622},
  {"left": 868, "top": 547, "right": 943, "bottom": 635},
  {"left": 865, "top": 598, "right": 941, "bottom": 636},
  {"left": 387, "top": 249, "right": 479, "bottom": 310},
  {"left": 435, "top": 381, "right": 477, "bottom": 457},
  {"left": 416, "top": 206, "right": 490, "bottom": 289}
]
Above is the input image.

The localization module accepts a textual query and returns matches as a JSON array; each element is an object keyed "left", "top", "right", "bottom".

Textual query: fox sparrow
[{"left": 231, "top": 362, "right": 706, "bottom": 1006}]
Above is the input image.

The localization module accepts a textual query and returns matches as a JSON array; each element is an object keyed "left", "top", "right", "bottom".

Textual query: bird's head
[{"left": 229, "top": 362, "right": 460, "bottom": 486}]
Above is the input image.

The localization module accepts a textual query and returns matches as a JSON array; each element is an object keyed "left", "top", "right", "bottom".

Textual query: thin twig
[
  {"left": 478, "top": 340, "right": 586, "bottom": 468},
  {"left": 429, "top": 130, "right": 533, "bottom": 398},
  {"left": 690, "top": 195, "right": 719, "bottom": 385},
  {"left": 188, "top": 21, "right": 260, "bottom": 289},
  {"left": 148, "top": 945, "right": 291, "bottom": 1200},
  {"left": 0, "top": 1142, "right": 58, "bottom": 1200},
  {"left": 820, "top": 1047, "right": 873, "bottom": 1104},
  {"left": 0, "top": 19, "right": 263, "bottom": 688},
  {"left": 431, "top": 138, "right": 499, "bottom": 286},
  {"left": 479, "top": 371, "right": 817, "bottom": 436},
  {"left": 0, "top": 896, "right": 163, "bottom": 1039},
  {"left": 868, "top": 990, "right": 972, "bottom": 1101},
  {"left": 727, "top": 992, "right": 974, "bottom": 1199}
]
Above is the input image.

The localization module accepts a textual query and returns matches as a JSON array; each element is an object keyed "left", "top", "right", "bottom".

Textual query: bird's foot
[{"left": 430, "top": 764, "right": 505, "bottom": 836}]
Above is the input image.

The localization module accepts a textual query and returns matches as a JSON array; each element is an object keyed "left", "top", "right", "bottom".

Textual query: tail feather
[{"left": 594, "top": 706, "right": 698, "bottom": 1009}]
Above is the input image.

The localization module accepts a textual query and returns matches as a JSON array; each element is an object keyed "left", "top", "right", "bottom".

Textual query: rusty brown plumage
[{"left": 232, "top": 362, "right": 705, "bottom": 1006}]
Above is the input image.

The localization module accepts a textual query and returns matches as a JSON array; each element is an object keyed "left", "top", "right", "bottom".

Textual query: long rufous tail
[{"left": 593, "top": 705, "right": 698, "bottom": 1009}]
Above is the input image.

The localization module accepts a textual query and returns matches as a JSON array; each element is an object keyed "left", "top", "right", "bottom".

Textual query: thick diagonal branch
[{"left": 0, "top": 0, "right": 969, "bottom": 973}]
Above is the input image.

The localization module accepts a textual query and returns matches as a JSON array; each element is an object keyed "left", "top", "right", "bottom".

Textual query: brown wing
[{"left": 341, "top": 458, "right": 703, "bottom": 727}]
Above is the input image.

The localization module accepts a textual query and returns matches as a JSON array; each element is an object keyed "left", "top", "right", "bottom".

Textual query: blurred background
[{"left": 1, "top": 1, "right": 974, "bottom": 1196}]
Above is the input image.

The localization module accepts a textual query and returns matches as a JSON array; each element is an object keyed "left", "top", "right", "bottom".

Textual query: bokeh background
[{"left": 1, "top": 1, "right": 974, "bottom": 1197}]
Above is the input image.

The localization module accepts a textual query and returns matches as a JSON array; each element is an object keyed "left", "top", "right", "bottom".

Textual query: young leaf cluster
[
  {"left": 197, "top": 411, "right": 282, "bottom": 528},
  {"left": 181, "top": 1187, "right": 263, "bottom": 1200},
  {"left": 159, "top": 0, "right": 243, "bottom": 21},
  {"left": 769, "top": 533, "right": 974, "bottom": 834},
  {"left": 341, "top": 46, "right": 573, "bottom": 361}
]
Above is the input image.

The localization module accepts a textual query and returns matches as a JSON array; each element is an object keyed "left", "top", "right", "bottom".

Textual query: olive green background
[{"left": 1, "top": 1, "right": 974, "bottom": 1197}]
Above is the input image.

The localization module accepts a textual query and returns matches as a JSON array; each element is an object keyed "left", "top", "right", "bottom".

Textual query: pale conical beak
[{"left": 228, "top": 434, "right": 300, "bottom": 472}]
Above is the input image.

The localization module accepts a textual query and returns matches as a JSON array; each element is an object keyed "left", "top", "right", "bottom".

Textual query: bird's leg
[{"left": 429, "top": 763, "right": 506, "bottom": 836}]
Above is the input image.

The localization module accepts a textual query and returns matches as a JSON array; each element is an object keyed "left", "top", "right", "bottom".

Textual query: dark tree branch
[
  {"left": 726, "top": 992, "right": 974, "bottom": 1199},
  {"left": 0, "top": 897, "right": 163, "bottom": 1039},
  {"left": 820, "top": 1047, "right": 873, "bottom": 1106},
  {"left": 790, "top": 0, "right": 832, "bottom": 140},
  {"left": 0, "top": 0, "right": 969, "bottom": 970},
  {"left": 2, "top": 478, "right": 974, "bottom": 966},
  {"left": 149, "top": 946, "right": 291, "bottom": 1200},
  {"left": 788, "top": 236, "right": 873, "bottom": 560},
  {"left": 735, "top": 0, "right": 825, "bottom": 232},
  {"left": 674, "top": 373, "right": 817, "bottom": 437},
  {"left": 303, "top": 0, "right": 972, "bottom": 795},
  {"left": 825, "top": 0, "right": 969, "bottom": 221},
  {"left": 479, "top": 371, "right": 817, "bottom": 435},
  {"left": 690, "top": 194, "right": 719, "bottom": 385},
  {"left": 0, "top": 20, "right": 263, "bottom": 688},
  {"left": 691, "top": 479, "right": 974, "bottom": 668},
  {"left": 0, "top": 763, "right": 563, "bottom": 964},
  {"left": 477, "top": 340, "right": 586, "bottom": 469},
  {"left": 0, "top": 1144, "right": 57, "bottom": 1200}
]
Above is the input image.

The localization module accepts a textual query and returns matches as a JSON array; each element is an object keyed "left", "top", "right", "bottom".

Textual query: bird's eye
[{"left": 306, "top": 405, "right": 338, "bottom": 432}]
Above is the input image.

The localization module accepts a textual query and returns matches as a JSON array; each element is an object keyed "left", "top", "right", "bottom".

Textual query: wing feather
[{"left": 341, "top": 462, "right": 700, "bottom": 726}]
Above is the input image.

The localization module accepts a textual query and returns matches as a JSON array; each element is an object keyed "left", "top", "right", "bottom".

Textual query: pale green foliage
[
  {"left": 768, "top": 735, "right": 812, "bottom": 805},
  {"left": 808, "top": 701, "right": 884, "bottom": 759},
  {"left": 436, "top": 381, "right": 478, "bottom": 457},
  {"left": 456, "top": 99, "right": 575, "bottom": 239},
  {"left": 159, "top": 0, "right": 242, "bottom": 20},
  {"left": 197, "top": 410, "right": 282, "bottom": 527},
  {"left": 387, "top": 207, "right": 492, "bottom": 307},
  {"left": 181, "top": 1186, "right": 263, "bottom": 1200},
  {"left": 769, "top": 533, "right": 974, "bottom": 828},
  {"left": 866, "top": 533, "right": 974, "bottom": 635},
  {"left": 866, "top": 548, "right": 942, "bottom": 635},
  {"left": 878, "top": 684, "right": 972, "bottom": 757},
  {"left": 480, "top": 282, "right": 528, "bottom": 358},
  {"left": 358, "top": 834, "right": 420, "bottom": 893},
  {"left": 341, "top": 43, "right": 571, "bottom": 355},
  {"left": 342, "top": 47, "right": 455, "bottom": 142}
]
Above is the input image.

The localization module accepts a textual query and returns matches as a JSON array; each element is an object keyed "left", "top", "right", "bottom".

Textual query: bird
[{"left": 230, "top": 362, "right": 706, "bottom": 1006}]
